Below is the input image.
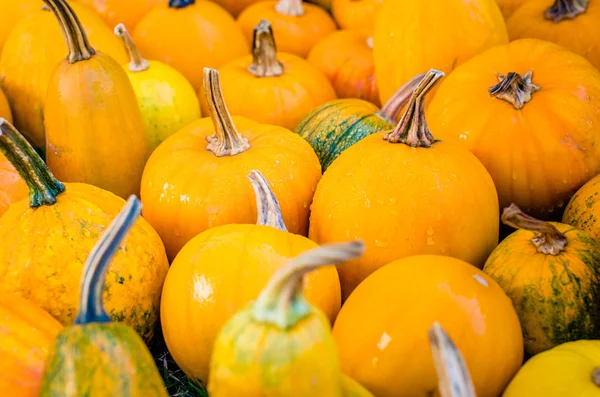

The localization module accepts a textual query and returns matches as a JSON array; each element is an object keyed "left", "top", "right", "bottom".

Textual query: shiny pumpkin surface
[
  {"left": 160, "top": 223, "right": 341, "bottom": 385},
  {"left": 427, "top": 39, "right": 600, "bottom": 218},
  {"left": 373, "top": 0, "right": 508, "bottom": 104},
  {"left": 210, "top": 0, "right": 264, "bottom": 16},
  {"left": 333, "top": 255, "right": 523, "bottom": 397},
  {"left": 307, "top": 29, "right": 380, "bottom": 106},
  {"left": 0, "top": 183, "right": 169, "bottom": 342},
  {"left": 496, "top": 0, "right": 529, "bottom": 18},
  {"left": 0, "top": 0, "right": 39, "bottom": 55},
  {"left": 331, "top": 0, "right": 382, "bottom": 30},
  {"left": 563, "top": 174, "right": 600, "bottom": 241},
  {"left": 0, "top": 293, "right": 63, "bottom": 397},
  {"left": 74, "top": 0, "right": 162, "bottom": 30}
]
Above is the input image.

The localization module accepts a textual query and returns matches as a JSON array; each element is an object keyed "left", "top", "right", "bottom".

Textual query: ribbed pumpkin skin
[
  {"left": 0, "top": 183, "right": 169, "bottom": 342},
  {"left": 0, "top": 293, "right": 62, "bottom": 397},
  {"left": 296, "top": 99, "right": 391, "bottom": 171},
  {"left": 0, "top": 0, "right": 38, "bottom": 54},
  {"left": 563, "top": 174, "right": 600, "bottom": 241},
  {"left": 331, "top": 0, "right": 381, "bottom": 30},
  {"left": 484, "top": 224, "right": 600, "bottom": 355},
  {"left": 374, "top": 0, "right": 508, "bottom": 104},
  {"left": 74, "top": 0, "right": 162, "bottom": 30},
  {"left": 496, "top": 0, "right": 529, "bottom": 18}
]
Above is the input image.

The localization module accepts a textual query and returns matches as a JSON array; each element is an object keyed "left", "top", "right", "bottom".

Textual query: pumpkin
[
  {"left": 331, "top": 0, "right": 382, "bottom": 30},
  {"left": 0, "top": 293, "right": 63, "bottom": 397},
  {"left": 0, "top": 89, "right": 23, "bottom": 216},
  {"left": 426, "top": 39, "right": 600, "bottom": 218},
  {"left": 306, "top": 0, "right": 332, "bottom": 12},
  {"left": 496, "top": 0, "right": 530, "bottom": 18},
  {"left": 0, "top": 2, "right": 128, "bottom": 152},
  {"left": 115, "top": 23, "right": 201, "bottom": 150},
  {"left": 73, "top": 0, "right": 162, "bottom": 30},
  {"left": 43, "top": 0, "right": 150, "bottom": 199},
  {"left": 133, "top": 0, "right": 248, "bottom": 97},
  {"left": 342, "top": 375, "right": 375, "bottom": 397},
  {"left": 209, "top": 0, "right": 264, "bottom": 17},
  {"left": 296, "top": 72, "right": 424, "bottom": 172},
  {"left": 141, "top": 68, "right": 321, "bottom": 260},
  {"left": 203, "top": 20, "right": 336, "bottom": 131},
  {"left": 160, "top": 169, "right": 339, "bottom": 384},
  {"left": 0, "top": 0, "right": 39, "bottom": 54},
  {"left": 208, "top": 241, "right": 364, "bottom": 396},
  {"left": 503, "top": 340, "right": 600, "bottom": 396},
  {"left": 307, "top": 29, "right": 379, "bottom": 106},
  {"left": 39, "top": 196, "right": 168, "bottom": 397},
  {"left": 483, "top": 204, "right": 600, "bottom": 355},
  {"left": 0, "top": 118, "right": 168, "bottom": 342},
  {"left": 332, "top": 255, "right": 524, "bottom": 397},
  {"left": 507, "top": 0, "right": 600, "bottom": 70},
  {"left": 237, "top": 0, "right": 337, "bottom": 58},
  {"left": 563, "top": 173, "right": 600, "bottom": 241},
  {"left": 373, "top": 0, "right": 508, "bottom": 105},
  {"left": 309, "top": 70, "right": 499, "bottom": 300}
]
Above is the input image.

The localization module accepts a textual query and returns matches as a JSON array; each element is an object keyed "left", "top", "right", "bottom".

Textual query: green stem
[
  {"left": 74, "top": 196, "right": 142, "bottom": 325},
  {"left": 0, "top": 119, "right": 65, "bottom": 208},
  {"left": 248, "top": 20, "right": 284, "bottom": 78},
  {"left": 169, "top": 0, "right": 195, "bottom": 8},
  {"left": 488, "top": 71, "right": 540, "bottom": 110},
  {"left": 43, "top": 0, "right": 95, "bottom": 63},
  {"left": 545, "top": 0, "right": 588, "bottom": 22},
  {"left": 377, "top": 72, "right": 426, "bottom": 123},
  {"left": 114, "top": 23, "right": 149, "bottom": 73},
  {"left": 275, "top": 0, "right": 304, "bottom": 16},
  {"left": 248, "top": 170, "right": 287, "bottom": 232}
]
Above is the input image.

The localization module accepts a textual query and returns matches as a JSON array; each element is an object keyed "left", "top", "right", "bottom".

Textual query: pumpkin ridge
[{"left": 324, "top": 112, "right": 379, "bottom": 167}]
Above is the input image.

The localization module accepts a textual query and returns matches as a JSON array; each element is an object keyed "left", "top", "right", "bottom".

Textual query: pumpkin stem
[
  {"left": 377, "top": 72, "right": 427, "bottom": 123},
  {"left": 204, "top": 68, "right": 251, "bottom": 157},
  {"left": 169, "top": 0, "right": 195, "bottom": 8},
  {"left": 502, "top": 203, "right": 567, "bottom": 255},
  {"left": 275, "top": 0, "right": 304, "bottom": 16},
  {"left": 114, "top": 23, "right": 149, "bottom": 73},
  {"left": 545, "top": 0, "right": 588, "bottom": 22},
  {"left": 0, "top": 119, "right": 65, "bottom": 208},
  {"left": 593, "top": 368, "right": 600, "bottom": 387},
  {"left": 74, "top": 196, "right": 142, "bottom": 325},
  {"left": 253, "top": 241, "right": 364, "bottom": 329},
  {"left": 248, "top": 20, "right": 284, "bottom": 78},
  {"left": 489, "top": 71, "right": 540, "bottom": 110},
  {"left": 248, "top": 170, "right": 288, "bottom": 232},
  {"left": 384, "top": 69, "right": 444, "bottom": 148},
  {"left": 429, "top": 322, "right": 477, "bottom": 397},
  {"left": 43, "top": 0, "right": 95, "bottom": 63}
]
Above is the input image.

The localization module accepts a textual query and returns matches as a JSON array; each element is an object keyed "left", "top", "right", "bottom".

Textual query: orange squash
[
  {"left": 307, "top": 29, "right": 379, "bottom": 106},
  {"left": 507, "top": 0, "right": 600, "bottom": 70},
  {"left": 309, "top": 70, "right": 499, "bottom": 300},
  {"left": 426, "top": 39, "right": 600, "bottom": 218},
  {"left": 237, "top": 0, "right": 337, "bottom": 58},
  {"left": 74, "top": 0, "right": 162, "bottom": 30},
  {"left": 563, "top": 173, "right": 600, "bottom": 241},
  {"left": 0, "top": 0, "right": 39, "bottom": 55},
  {"left": 210, "top": 0, "right": 264, "bottom": 17},
  {"left": 374, "top": 0, "right": 508, "bottom": 105},
  {"left": 141, "top": 68, "right": 321, "bottom": 260},
  {"left": 160, "top": 170, "right": 340, "bottom": 385},
  {"left": 332, "top": 255, "right": 523, "bottom": 397},
  {"left": 0, "top": 293, "right": 63, "bottom": 397},
  {"left": 0, "top": 2, "right": 128, "bottom": 152},
  {"left": 331, "top": 0, "right": 382, "bottom": 30},
  {"left": 205, "top": 20, "right": 336, "bottom": 131},
  {"left": 133, "top": 0, "right": 249, "bottom": 97},
  {"left": 497, "top": 0, "right": 530, "bottom": 18}
]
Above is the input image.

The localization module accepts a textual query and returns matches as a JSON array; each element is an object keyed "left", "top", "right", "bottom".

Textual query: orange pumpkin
[
  {"left": 0, "top": 88, "right": 20, "bottom": 215},
  {"left": 496, "top": 0, "right": 530, "bottom": 18},
  {"left": 507, "top": 0, "right": 600, "bottom": 70},
  {"left": 332, "top": 255, "right": 523, "bottom": 397},
  {"left": 141, "top": 68, "right": 321, "bottom": 260},
  {"left": 160, "top": 170, "right": 340, "bottom": 385},
  {"left": 210, "top": 0, "right": 264, "bottom": 17},
  {"left": 0, "top": 293, "right": 63, "bottom": 397},
  {"left": 331, "top": 0, "right": 382, "bottom": 30},
  {"left": 426, "top": 39, "right": 600, "bottom": 218},
  {"left": 133, "top": 0, "right": 248, "bottom": 97},
  {"left": 237, "top": 0, "right": 337, "bottom": 58},
  {"left": 373, "top": 0, "right": 508, "bottom": 105},
  {"left": 74, "top": 0, "right": 162, "bottom": 30},
  {"left": 204, "top": 20, "right": 336, "bottom": 131},
  {"left": 0, "top": 0, "right": 39, "bottom": 55},
  {"left": 307, "top": 29, "right": 379, "bottom": 106}
]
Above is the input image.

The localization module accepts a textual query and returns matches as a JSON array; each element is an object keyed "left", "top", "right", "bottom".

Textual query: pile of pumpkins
[{"left": 2, "top": 0, "right": 600, "bottom": 396}]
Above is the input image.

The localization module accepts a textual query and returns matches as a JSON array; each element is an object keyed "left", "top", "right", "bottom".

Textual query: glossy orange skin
[
  {"left": 307, "top": 29, "right": 379, "bottom": 106},
  {"left": 333, "top": 255, "right": 523, "bottom": 397},
  {"left": 161, "top": 223, "right": 341, "bottom": 385},
  {"left": 507, "top": 0, "right": 600, "bottom": 70},
  {"left": 141, "top": 116, "right": 321, "bottom": 260},
  {"left": 210, "top": 0, "right": 264, "bottom": 17},
  {"left": 496, "top": 0, "right": 529, "bottom": 18},
  {"left": 133, "top": 1, "right": 248, "bottom": 96},
  {"left": 237, "top": 1, "right": 337, "bottom": 58},
  {"left": 0, "top": 293, "right": 63, "bottom": 397},
  {"left": 331, "top": 0, "right": 382, "bottom": 30},
  {"left": 203, "top": 53, "right": 336, "bottom": 131},
  {"left": 0, "top": 0, "right": 39, "bottom": 55},
  {"left": 74, "top": 0, "right": 162, "bottom": 30},
  {"left": 427, "top": 39, "right": 600, "bottom": 218}
]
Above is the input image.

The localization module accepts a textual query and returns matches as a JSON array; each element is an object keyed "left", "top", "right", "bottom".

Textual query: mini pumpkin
[
  {"left": 74, "top": 0, "right": 161, "bottom": 30},
  {"left": 563, "top": 173, "right": 600, "bottom": 241},
  {"left": 0, "top": 89, "right": 22, "bottom": 216},
  {"left": 331, "top": 0, "right": 382, "bottom": 30}
]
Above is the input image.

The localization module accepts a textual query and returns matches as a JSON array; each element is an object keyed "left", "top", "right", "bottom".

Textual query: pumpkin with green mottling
[
  {"left": 483, "top": 204, "right": 600, "bottom": 356},
  {"left": 563, "top": 173, "right": 600, "bottom": 242}
]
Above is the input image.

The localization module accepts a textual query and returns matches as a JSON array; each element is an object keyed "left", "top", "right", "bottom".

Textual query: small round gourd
[{"left": 563, "top": 173, "right": 600, "bottom": 241}]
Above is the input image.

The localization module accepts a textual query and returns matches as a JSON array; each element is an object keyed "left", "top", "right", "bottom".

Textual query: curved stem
[
  {"left": 253, "top": 241, "right": 365, "bottom": 329},
  {"left": 43, "top": 0, "right": 95, "bottom": 63},
  {"left": 0, "top": 119, "right": 65, "bottom": 208},
  {"left": 248, "top": 170, "right": 287, "bottom": 232},
  {"left": 169, "top": 0, "right": 195, "bottom": 8},
  {"left": 275, "top": 0, "right": 305, "bottom": 16},
  {"left": 377, "top": 72, "right": 426, "bottom": 123},
  {"left": 203, "top": 68, "right": 251, "bottom": 157},
  {"left": 545, "top": 0, "right": 588, "bottom": 22},
  {"left": 489, "top": 71, "right": 540, "bottom": 110},
  {"left": 114, "top": 23, "right": 149, "bottom": 73},
  {"left": 74, "top": 196, "right": 142, "bottom": 325},
  {"left": 429, "top": 323, "right": 476, "bottom": 397},
  {"left": 502, "top": 203, "right": 567, "bottom": 255},
  {"left": 593, "top": 368, "right": 600, "bottom": 387},
  {"left": 384, "top": 69, "right": 444, "bottom": 148},
  {"left": 248, "top": 20, "right": 284, "bottom": 78}
]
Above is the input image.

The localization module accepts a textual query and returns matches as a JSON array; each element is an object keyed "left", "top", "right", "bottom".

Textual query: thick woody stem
[
  {"left": 545, "top": 0, "right": 588, "bottom": 22},
  {"left": 248, "top": 20, "right": 284, "bottom": 77},
  {"left": 489, "top": 71, "right": 540, "bottom": 110},
  {"left": 43, "top": 0, "right": 95, "bottom": 63},
  {"left": 248, "top": 170, "right": 287, "bottom": 231},
  {"left": 114, "top": 23, "right": 149, "bottom": 72},
  {"left": 275, "top": 0, "right": 305, "bottom": 16}
]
